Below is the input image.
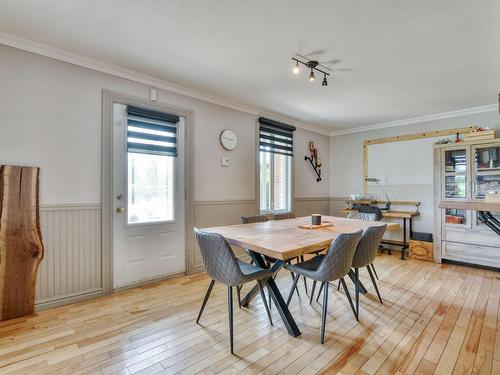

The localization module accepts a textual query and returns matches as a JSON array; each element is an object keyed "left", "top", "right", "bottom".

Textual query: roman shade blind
[
  {"left": 258, "top": 117, "right": 296, "bottom": 157},
  {"left": 127, "top": 105, "right": 180, "bottom": 157}
]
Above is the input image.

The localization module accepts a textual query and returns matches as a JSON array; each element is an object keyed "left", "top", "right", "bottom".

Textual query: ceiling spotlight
[
  {"left": 309, "top": 69, "right": 315, "bottom": 81},
  {"left": 291, "top": 57, "right": 331, "bottom": 86}
]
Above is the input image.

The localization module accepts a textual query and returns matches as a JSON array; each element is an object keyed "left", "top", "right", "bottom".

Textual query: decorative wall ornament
[{"left": 305, "top": 141, "right": 322, "bottom": 182}]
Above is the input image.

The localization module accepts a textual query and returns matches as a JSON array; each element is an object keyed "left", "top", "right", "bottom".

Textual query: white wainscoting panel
[
  {"left": 36, "top": 204, "right": 102, "bottom": 309},
  {"left": 193, "top": 200, "right": 257, "bottom": 270},
  {"left": 34, "top": 198, "right": 340, "bottom": 308},
  {"left": 329, "top": 197, "right": 349, "bottom": 217}
]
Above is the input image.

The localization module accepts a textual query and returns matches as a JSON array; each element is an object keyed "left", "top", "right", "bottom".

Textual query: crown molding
[
  {"left": 330, "top": 104, "right": 497, "bottom": 137},
  {"left": 3, "top": 31, "right": 493, "bottom": 139},
  {"left": 0, "top": 30, "right": 331, "bottom": 136}
]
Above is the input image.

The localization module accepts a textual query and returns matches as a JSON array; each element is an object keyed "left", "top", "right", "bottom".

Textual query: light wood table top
[
  {"left": 202, "top": 215, "right": 398, "bottom": 261},
  {"left": 339, "top": 209, "right": 420, "bottom": 219}
]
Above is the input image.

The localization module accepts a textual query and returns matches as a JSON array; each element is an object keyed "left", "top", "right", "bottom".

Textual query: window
[
  {"left": 127, "top": 153, "right": 174, "bottom": 224},
  {"left": 126, "top": 106, "right": 179, "bottom": 224},
  {"left": 258, "top": 118, "right": 295, "bottom": 213}
]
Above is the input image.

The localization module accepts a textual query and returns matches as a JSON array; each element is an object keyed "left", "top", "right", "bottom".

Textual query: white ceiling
[{"left": 1, "top": 0, "right": 499, "bottom": 133}]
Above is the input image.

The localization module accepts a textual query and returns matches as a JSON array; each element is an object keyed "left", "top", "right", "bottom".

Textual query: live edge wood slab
[
  {"left": 0, "top": 165, "right": 44, "bottom": 321},
  {"left": 202, "top": 216, "right": 398, "bottom": 261}
]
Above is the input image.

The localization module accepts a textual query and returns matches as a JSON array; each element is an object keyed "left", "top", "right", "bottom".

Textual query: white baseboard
[{"left": 35, "top": 288, "right": 103, "bottom": 311}]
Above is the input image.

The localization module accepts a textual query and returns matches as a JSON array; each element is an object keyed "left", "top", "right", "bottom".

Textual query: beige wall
[
  {"left": 0, "top": 44, "right": 329, "bottom": 205},
  {"left": 329, "top": 111, "right": 500, "bottom": 198},
  {"left": 0, "top": 45, "right": 331, "bottom": 304},
  {"left": 294, "top": 127, "right": 329, "bottom": 198},
  {"left": 328, "top": 111, "right": 500, "bottom": 236}
]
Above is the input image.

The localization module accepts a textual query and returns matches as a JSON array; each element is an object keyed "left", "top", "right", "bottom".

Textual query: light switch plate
[
  {"left": 221, "top": 156, "right": 230, "bottom": 167},
  {"left": 149, "top": 88, "right": 157, "bottom": 101}
]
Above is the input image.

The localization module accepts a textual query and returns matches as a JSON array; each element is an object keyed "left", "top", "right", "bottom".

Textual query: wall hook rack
[{"left": 305, "top": 141, "right": 322, "bottom": 182}]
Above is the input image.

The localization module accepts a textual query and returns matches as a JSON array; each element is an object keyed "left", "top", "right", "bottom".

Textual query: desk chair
[
  {"left": 359, "top": 205, "right": 383, "bottom": 220},
  {"left": 347, "top": 211, "right": 377, "bottom": 221}
]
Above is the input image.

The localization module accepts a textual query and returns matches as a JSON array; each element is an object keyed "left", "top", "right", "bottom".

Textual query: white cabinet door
[
  {"left": 472, "top": 143, "right": 500, "bottom": 199},
  {"left": 442, "top": 146, "right": 471, "bottom": 200},
  {"left": 112, "top": 103, "right": 185, "bottom": 289}
]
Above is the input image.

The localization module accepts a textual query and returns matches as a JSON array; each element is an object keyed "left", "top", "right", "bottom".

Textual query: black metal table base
[
  {"left": 241, "top": 252, "right": 301, "bottom": 337},
  {"left": 240, "top": 252, "right": 372, "bottom": 338}
]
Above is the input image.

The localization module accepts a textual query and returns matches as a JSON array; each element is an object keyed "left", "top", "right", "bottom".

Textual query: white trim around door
[{"left": 101, "top": 90, "right": 195, "bottom": 295}]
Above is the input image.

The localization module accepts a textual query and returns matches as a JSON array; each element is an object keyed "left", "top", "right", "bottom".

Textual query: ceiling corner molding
[
  {"left": 330, "top": 104, "right": 497, "bottom": 137},
  {"left": 0, "top": 30, "right": 331, "bottom": 136}
]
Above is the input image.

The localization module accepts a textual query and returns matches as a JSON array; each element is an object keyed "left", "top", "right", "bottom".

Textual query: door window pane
[{"left": 127, "top": 152, "right": 174, "bottom": 224}]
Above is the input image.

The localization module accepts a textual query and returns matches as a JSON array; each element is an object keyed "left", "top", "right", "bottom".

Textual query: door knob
[{"left": 116, "top": 207, "right": 125, "bottom": 213}]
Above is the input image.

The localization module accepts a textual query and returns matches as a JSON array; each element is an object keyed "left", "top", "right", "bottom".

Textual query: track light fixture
[
  {"left": 309, "top": 69, "right": 315, "bottom": 81},
  {"left": 291, "top": 57, "right": 330, "bottom": 86}
]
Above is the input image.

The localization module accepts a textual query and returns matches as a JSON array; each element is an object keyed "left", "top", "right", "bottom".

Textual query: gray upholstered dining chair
[
  {"left": 240, "top": 215, "right": 270, "bottom": 268},
  {"left": 351, "top": 224, "right": 387, "bottom": 319},
  {"left": 354, "top": 205, "right": 391, "bottom": 258},
  {"left": 194, "top": 228, "right": 273, "bottom": 354},
  {"left": 273, "top": 212, "right": 296, "bottom": 221},
  {"left": 284, "top": 230, "right": 363, "bottom": 343},
  {"left": 238, "top": 215, "right": 270, "bottom": 306},
  {"left": 240, "top": 214, "right": 269, "bottom": 224},
  {"left": 346, "top": 211, "right": 381, "bottom": 279},
  {"left": 270, "top": 212, "right": 310, "bottom": 295}
]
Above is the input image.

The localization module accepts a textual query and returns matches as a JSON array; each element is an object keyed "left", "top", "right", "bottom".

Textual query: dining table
[{"left": 201, "top": 215, "right": 399, "bottom": 337}]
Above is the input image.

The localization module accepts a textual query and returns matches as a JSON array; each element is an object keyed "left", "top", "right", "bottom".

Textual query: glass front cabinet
[
  {"left": 473, "top": 144, "right": 500, "bottom": 199},
  {"left": 443, "top": 147, "right": 469, "bottom": 199},
  {"left": 434, "top": 140, "right": 500, "bottom": 268}
]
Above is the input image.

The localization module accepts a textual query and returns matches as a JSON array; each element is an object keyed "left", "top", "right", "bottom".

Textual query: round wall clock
[{"left": 219, "top": 129, "right": 238, "bottom": 151}]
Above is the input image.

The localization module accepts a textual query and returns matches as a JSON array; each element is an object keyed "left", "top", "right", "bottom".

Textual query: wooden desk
[
  {"left": 339, "top": 209, "right": 420, "bottom": 259},
  {"left": 439, "top": 200, "right": 500, "bottom": 212},
  {"left": 340, "top": 209, "right": 420, "bottom": 219},
  {"left": 202, "top": 216, "right": 394, "bottom": 337}
]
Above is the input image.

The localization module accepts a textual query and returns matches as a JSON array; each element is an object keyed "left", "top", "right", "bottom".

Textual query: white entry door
[{"left": 112, "top": 103, "right": 185, "bottom": 289}]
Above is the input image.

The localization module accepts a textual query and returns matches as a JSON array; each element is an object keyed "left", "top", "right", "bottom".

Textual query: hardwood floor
[{"left": 0, "top": 254, "right": 499, "bottom": 374}]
